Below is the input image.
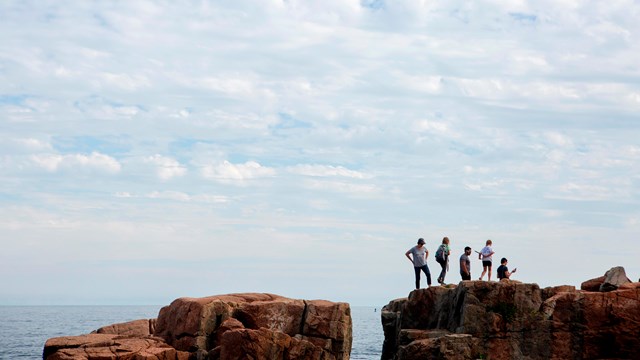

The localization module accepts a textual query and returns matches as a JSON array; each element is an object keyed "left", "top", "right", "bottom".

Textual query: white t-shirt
[
  {"left": 408, "top": 245, "right": 428, "bottom": 267},
  {"left": 481, "top": 246, "right": 493, "bottom": 262}
]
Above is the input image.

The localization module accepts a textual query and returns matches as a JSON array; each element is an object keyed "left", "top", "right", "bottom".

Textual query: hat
[{"left": 417, "top": 238, "right": 425, "bottom": 245}]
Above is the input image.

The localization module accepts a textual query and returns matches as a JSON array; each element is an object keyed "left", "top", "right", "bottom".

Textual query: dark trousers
[
  {"left": 461, "top": 272, "right": 471, "bottom": 281},
  {"left": 436, "top": 258, "right": 447, "bottom": 283},
  {"left": 414, "top": 265, "right": 431, "bottom": 289}
]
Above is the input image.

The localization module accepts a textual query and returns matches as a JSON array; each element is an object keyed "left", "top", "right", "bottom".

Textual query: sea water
[{"left": 0, "top": 305, "right": 383, "bottom": 360}]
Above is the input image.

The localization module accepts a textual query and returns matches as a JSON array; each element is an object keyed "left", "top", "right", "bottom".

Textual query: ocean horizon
[{"left": 0, "top": 305, "right": 383, "bottom": 360}]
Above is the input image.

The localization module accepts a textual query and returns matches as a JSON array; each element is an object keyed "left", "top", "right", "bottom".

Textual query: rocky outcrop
[
  {"left": 43, "top": 334, "right": 190, "bottom": 360},
  {"left": 92, "top": 318, "right": 156, "bottom": 337},
  {"left": 382, "top": 267, "right": 640, "bottom": 360},
  {"left": 43, "top": 293, "right": 352, "bottom": 360}
]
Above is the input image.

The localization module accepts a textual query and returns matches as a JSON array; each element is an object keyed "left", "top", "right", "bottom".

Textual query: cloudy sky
[{"left": 1, "top": 0, "right": 639, "bottom": 306}]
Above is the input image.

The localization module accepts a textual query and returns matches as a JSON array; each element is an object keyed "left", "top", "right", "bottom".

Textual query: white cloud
[
  {"left": 548, "top": 182, "right": 626, "bottom": 201},
  {"left": 463, "top": 180, "right": 504, "bottom": 192},
  {"left": 304, "top": 179, "right": 380, "bottom": 194},
  {"left": 413, "top": 119, "right": 450, "bottom": 134},
  {"left": 148, "top": 191, "right": 191, "bottom": 202},
  {"left": 145, "top": 155, "right": 187, "bottom": 180},
  {"left": 287, "top": 164, "right": 369, "bottom": 179},
  {"left": 9, "top": 138, "right": 52, "bottom": 153},
  {"left": 30, "top": 152, "right": 121, "bottom": 174},
  {"left": 202, "top": 160, "right": 276, "bottom": 181},
  {"left": 114, "top": 191, "right": 229, "bottom": 204}
]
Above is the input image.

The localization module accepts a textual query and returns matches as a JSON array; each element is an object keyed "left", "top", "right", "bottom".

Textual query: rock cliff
[
  {"left": 381, "top": 267, "right": 640, "bottom": 360},
  {"left": 43, "top": 293, "right": 352, "bottom": 360}
]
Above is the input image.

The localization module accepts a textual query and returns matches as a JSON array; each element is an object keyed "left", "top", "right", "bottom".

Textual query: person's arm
[
  {"left": 405, "top": 251, "right": 413, "bottom": 264},
  {"left": 505, "top": 267, "right": 516, "bottom": 278}
]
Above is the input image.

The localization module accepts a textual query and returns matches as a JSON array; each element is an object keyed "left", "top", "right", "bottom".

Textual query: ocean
[{"left": 0, "top": 305, "right": 383, "bottom": 360}]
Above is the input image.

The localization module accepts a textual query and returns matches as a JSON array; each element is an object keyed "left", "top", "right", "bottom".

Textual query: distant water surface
[{"left": 0, "top": 305, "right": 382, "bottom": 360}]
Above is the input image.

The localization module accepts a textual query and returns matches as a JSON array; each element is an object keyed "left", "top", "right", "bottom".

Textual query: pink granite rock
[
  {"left": 382, "top": 267, "right": 640, "bottom": 360},
  {"left": 44, "top": 293, "right": 352, "bottom": 360}
]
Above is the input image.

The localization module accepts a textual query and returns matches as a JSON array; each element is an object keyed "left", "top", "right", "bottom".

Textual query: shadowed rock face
[
  {"left": 382, "top": 267, "right": 640, "bottom": 360},
  {"left": 43, "top": 293, "right": 352, "bottom": 360}
]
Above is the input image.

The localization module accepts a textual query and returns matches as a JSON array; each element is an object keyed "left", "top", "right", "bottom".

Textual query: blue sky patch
[{"left": 509, "top": 12, "right": 537, "bottom": 23}]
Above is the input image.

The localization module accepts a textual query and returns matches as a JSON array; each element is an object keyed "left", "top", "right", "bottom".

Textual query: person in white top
[{"left": 478, "top": 239, "right": 495, "bottom": 281}]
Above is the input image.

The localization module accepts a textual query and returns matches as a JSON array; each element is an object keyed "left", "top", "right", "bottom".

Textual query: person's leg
[
  {"left": 438, "top": 261, "right": 446, "bottom": 284},
  {"left": 488, "top": 263, "right": 492, "bottom": 281},
  {"left": 479, "top": 265, "right": 486, "bottom": 280},
  {"left": 421, "top": 265, "right": 432, "bottom": 286},
  {"left": 414, "top": 267, "right": 421, "bottom": 289}
]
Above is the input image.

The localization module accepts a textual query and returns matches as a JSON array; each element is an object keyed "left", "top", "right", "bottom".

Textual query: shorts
[{"left": 482, "top": 260, "right": 492, "bottom": 268}]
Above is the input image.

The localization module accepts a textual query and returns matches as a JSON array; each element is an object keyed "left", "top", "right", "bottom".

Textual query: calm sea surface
[{"left": 0, "top": 305, "right": 383, "bottom": 360}]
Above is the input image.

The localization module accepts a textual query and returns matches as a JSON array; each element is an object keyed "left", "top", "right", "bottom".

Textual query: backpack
[{"left": 435, "top": 245, "right": 446, "bottom": 262}]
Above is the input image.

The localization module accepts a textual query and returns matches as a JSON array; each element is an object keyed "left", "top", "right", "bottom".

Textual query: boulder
[
  {"left": 382, "top": 268, "right": 640, "bottom": 360},
  {"left": 44, "top": 293, "right": 351, "bottom": 360},
  {"left": 580, "top": 275, "right": 605, "bottom": 291},
  {"left": 599, "top": 266, "right": 631, "bottom": 292},
  {"left": 92, "top": 319, "right": 156, "bottom": 336},
  {"left": 154, "top": 293, "right": 351, "bottom": 359},
  {"left": 43, "top": 334, "right": 190, "bottom": 360}
]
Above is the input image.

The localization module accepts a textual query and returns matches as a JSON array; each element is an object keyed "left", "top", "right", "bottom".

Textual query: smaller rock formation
[
  {"left": 92, "top": 318, "right": 156, "bottom": 337},
  {"left": 43, "top": 334, "right": 189, "bottom": 360},
  {"left": 43, "top": 293, "right": 352, "bottom": 360},
  {"left": 598, "top": 266, "right": 632, "bottom": 292},
  {"left": 581, "top": 266, "right": 632, "bottom": 292}
]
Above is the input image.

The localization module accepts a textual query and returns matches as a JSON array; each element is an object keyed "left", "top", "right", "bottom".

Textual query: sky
[{"left": 1, "top": 0, "right": 639, "bottom": 307}]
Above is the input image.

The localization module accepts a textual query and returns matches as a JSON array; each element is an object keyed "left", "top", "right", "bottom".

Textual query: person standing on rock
[
  {"left": 435, "top": 237, "right": 451, "bottom": 285},
  {"left": 405, "top": 238, "right": 432, "bottom": 289},
  {"left": 460, "top": 246, "right": 472, "bottom": 280},
  {"left": 478, "top": 239, "right": 495, "bottom": 281},
  {"left": 497, "top": 258, "right": 516, "bottom": 280}
]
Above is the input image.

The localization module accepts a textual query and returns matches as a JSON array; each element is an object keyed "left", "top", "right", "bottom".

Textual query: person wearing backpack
[{"left": 435, "top": 237, "right": 451, "bottom": 285}]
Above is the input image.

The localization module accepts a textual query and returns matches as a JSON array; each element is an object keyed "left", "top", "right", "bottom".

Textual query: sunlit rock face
[{"left": 44, "top": 293, "right": 352, "bottom": 360}]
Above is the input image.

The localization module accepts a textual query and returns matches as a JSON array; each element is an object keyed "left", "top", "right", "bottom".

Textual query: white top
[{"left": 481, "top": 245, "right": 493, "bottom": 262}]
